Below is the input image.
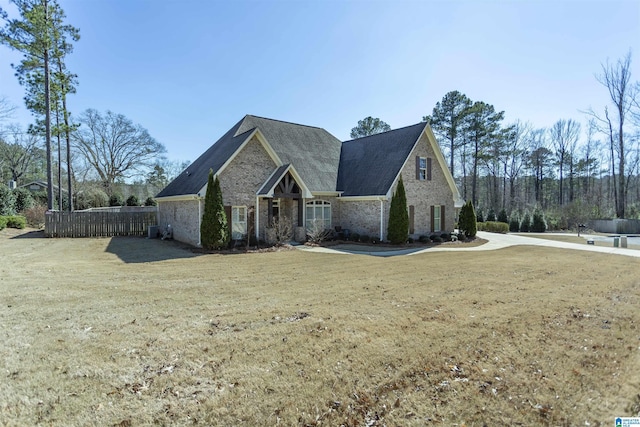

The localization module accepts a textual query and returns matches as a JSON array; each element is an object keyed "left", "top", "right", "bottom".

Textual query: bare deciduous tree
[
  {"left": 549, "top": 119, "right": 581, "bottom": 206},
  {"left": 0, "top": 124, "right": 41, "bottom": 182},
  {"left": 586, "top": 51, "right": 638, "bottom": 218},
  {"left": 0, "top": 96, "right": 16, "bottom": 121},
  {"left": 72, "top": 109, "right": 166, "bottom": 194}
]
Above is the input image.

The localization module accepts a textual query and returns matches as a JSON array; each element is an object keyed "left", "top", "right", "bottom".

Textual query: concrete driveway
[{"left": 297, "top": 232, "right": 640, "bottom": 258}]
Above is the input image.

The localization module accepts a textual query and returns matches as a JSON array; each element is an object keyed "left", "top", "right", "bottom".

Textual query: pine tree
[
  {"left": 1, "top": 0, "right": 79, "bottom": 210},
  {"left": 200, "top": 170, "right": 229, "bottom": 250},
  {"left": 387, "top": 175, "right": 409, "bottom": 244}
]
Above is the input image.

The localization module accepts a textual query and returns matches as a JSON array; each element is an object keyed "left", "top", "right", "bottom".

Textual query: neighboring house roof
[
  {"left": 337, "top": 122, "right": 426, "bottom": 197},
  {"left": 19, "top": 180, "right": 66, "bottom": 192}
]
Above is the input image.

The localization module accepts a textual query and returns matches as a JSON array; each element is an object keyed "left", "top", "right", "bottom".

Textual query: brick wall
[
  {"left": 400, "top": 131, "right": 455, "bottom": 237},
  {"left": 157, "top": 198, "right": 201, "bottom": 246}
]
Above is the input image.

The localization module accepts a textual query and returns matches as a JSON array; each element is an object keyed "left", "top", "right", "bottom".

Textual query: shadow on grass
[
  {"left": 106, "top": 236, "right": 200, "bottom": 263},
  {"left": 10, "top": 230, "right": 45, "bottom": 239}
]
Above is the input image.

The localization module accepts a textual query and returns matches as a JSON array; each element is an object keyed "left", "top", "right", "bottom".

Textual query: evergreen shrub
[
  {"left": 520, "top": 212, "right": 532, "bottom": 232},
  {"left": 126, "top": 195, "right": 139, "bottom": 206},
  {"left": 531, "top": 210, "right": 547, "bottom": 232},
  {"left": 509, "top": 215, "right": 520, "bottom": 232},
  {"left": 6, "top": 215, "right": 26, "bottom": 229},
  {"left": 483, "top": 221, "right": 508, "bottom": 233},
  {"left": 13, "top": 188, "right": 34, "bottom": 213},
  {"left": 386, "top": 176, "right": 409, "bottom": 244},
  {"left": 497, "top": 209, "right": 508, "bottom": 223},
  {"left": 0, "top": 184, "right": 16, "bottom": 216},
  {"left": 487, "top": 208, "right": 496, "bottom": 222},
  {"left": 200, "top": 170, "right": 229, "bottom": 250},
  {"left": 109, "top": 194, "right": 124, "bottom": 207},
  {"left": 459, "top": 200, "right": 477, "bottom": 238}
]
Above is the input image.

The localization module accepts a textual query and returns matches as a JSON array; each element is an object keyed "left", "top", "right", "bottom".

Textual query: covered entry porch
[{"left": 256, "top": 164, "right": 312, "bottom": 243}]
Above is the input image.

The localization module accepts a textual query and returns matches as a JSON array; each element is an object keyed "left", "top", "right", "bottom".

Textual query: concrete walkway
[{"left": 296, "top": 232, "right": 640, "bottom": 258}]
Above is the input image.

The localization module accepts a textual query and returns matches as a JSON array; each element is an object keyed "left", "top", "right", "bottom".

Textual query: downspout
[
  {"left": 255, "top": 196, "right": 260, "bottom": 241},
  {"left": 197, "top": 197, "right": 202, "bottom": 247},
  {"left": 380, "top": 198, "right": 384, "bottom": 241}
]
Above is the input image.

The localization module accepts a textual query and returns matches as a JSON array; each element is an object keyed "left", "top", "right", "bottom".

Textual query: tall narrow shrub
[
  {"left": 200, "top": 170, "right": 229, "bottom": 250},
  {"left": 520, "top": 211, "right": 532, "bottom": 232},
  {"left": 531, "top": 210, "right": 547, "bottom": 232},
  {"left": 0, "top": 184, "right": 16, "bottom": 216},
  {"left": 509, "top": 214, "right": 520, "bottom": 232},
  {"left": 487, "top": 208, "right": 496, "bottom": 222},
  {"left": 387, "top": 176, "right": 409, "bottom": 244},
  {"left": 497, "top": 208, "right": 508, "bottom": 224},
  {"left": 459, "top": 200, "right": 477, "bottom": 238}
]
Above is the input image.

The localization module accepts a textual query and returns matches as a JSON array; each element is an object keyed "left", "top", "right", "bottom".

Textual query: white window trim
[
  {"left": 419, "top": 157, "right": 427, "bottom": 181},
  {"left": 305, "top": 200, "right": 331, "bottom": 230}
]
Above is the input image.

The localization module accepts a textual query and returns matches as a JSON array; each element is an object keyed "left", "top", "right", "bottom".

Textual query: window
[
  {"left": 416, "top": 156, "right": 432, "bottom": 181},
  {"left": 305, "top": 200, "right": 331, "bottom": 230},
  {"left": 419, "top": 157, "right": 427, "bottom": 180},
  {"left": 231, "top": 206, "right": 247, "bottom": 239},
  {"left": 433, "top": 205, "right": 441, "bottom": 232}
]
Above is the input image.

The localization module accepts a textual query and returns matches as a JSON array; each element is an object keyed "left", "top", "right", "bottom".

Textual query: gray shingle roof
[
  {"left": 156, "top": 116, "right": 428, "bottom": 199},
  {"left": 156, "top": 117, "right": 251, "bottom": 198},
  {"left": 236, "top": 116, "right": 342, "bottom": 192},
  {"left": 337, "top": 122, "right": 426, "bottom": 196},
  {"left": 257, "top": 164, "right": 290, "bottom": 196},
  {"left": 156, "top": 115, "right": 342, "bottom": 198}
]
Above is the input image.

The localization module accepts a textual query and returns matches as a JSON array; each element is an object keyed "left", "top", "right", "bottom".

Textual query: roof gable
[
  {"left": 337, "top": 123, "right": 426, "bottom": 197},
  {"left": 156, "top": 118, "right": 252, "bottom": 198},
  {"left": 238, "top": 116, "right": 342, "bottom": 192},
  {"left": 156, "top": 115, "right": 342, "bottom": 198}
]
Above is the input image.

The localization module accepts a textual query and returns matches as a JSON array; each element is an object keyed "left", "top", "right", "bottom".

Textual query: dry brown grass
[{"left": 1, "top": 229, "right": 639, "bottom": 426}]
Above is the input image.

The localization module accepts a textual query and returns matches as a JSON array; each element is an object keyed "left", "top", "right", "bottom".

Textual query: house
[
  {"left": 19, "top": 180, "right": 66, "bottom": 193},
  {"left": 155, "top": 115, "right": 463, "bottom": 247}
]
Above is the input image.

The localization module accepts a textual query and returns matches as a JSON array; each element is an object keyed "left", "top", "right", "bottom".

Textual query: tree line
[
  {"left": 0, "top": 0, "right": 170, "bottom": 212},
  {"left": 352, "top": 52, "right": 639, "bottom": 227}
]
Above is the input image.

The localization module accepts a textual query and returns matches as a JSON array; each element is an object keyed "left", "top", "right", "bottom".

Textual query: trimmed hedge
[
  {"left": 477, "top": 221, "right": 509, "bottom": 234},
  {"left": 0, "top": 215, "right": 26, "bottom": 229}
]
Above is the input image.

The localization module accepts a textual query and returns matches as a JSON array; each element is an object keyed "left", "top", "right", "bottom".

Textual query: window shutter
[
  {"left": 427, "top": 158, "right": 432, "bottom": 181},
  {"left": 248, "top": 207, "right": 255, "bottom": 238},
  {"left": 430, "top": 205, "right": 434, "bottom": 232},
  {"left": 416, "top": 156, "right": 421, "bottom": 180},
  {"left": 224, "top": 205, "right": 232, "bottom": 239},
  {"left": 441, "top": 205, "right": 445, "bottom": 231},
  {"left": 409, "top": 205, "right": 415, "bottom": 234}
]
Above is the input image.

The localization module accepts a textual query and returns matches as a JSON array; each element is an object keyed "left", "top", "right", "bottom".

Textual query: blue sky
[{"left": 1, "top": 0, "right": 639, "bottom": 163}]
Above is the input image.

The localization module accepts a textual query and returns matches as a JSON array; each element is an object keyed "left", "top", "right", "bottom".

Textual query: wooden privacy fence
[{"left": 45, "top": 210, "right": 158, "bottom": 238}]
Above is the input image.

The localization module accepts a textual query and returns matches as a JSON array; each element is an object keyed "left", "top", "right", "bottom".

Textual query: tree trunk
[{"left": 44, "top": 0, "right": 53, "bottom": 210}]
